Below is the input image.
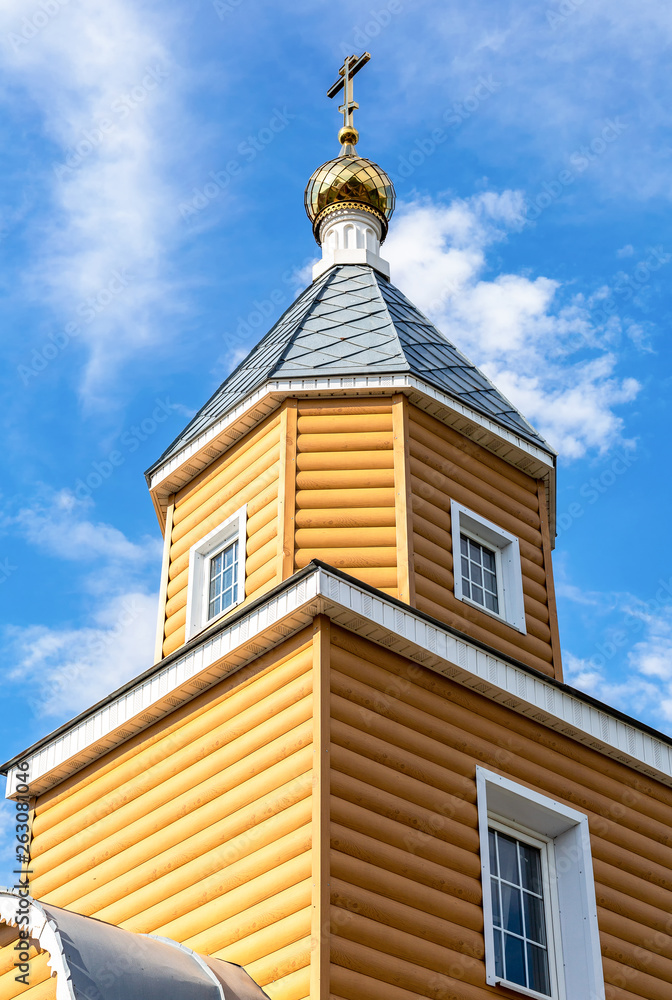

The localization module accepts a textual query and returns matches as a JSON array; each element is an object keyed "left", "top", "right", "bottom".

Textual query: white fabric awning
[{"left": 0, "top": 891, "right": 270, "bottom": 1000}]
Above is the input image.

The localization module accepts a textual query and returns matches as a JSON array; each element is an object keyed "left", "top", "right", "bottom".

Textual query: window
[
  {"left": 477, "top": 767, "right": 605, "bottom": 1000},
  {"left": 185, "top": 506, "right": 246, "bottom": 639},
  {"left": 488, "top": 826, "right": 553, "bottom": 996},
  {"left": 451, "top": 500, "right": 526, "bottom": 633}
]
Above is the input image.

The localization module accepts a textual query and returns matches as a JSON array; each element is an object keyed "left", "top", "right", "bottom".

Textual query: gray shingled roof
[{"left": 149, "top": 264, "right": 548, "bottom": 475}]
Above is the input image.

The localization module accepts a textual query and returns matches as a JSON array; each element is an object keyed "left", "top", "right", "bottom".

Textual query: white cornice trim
[
  {"left": 148, "top": 375, "right": 555, "bottom": 523},
  {"left": 5, "top": 567, "right": 671, "bottom": 799}
]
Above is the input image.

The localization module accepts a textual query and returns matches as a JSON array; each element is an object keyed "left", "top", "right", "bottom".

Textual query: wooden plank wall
[
  {"left": 294, "top": 398, "right": 398, "bottom": 597},
  {"left": 328, "top": 626, "right": 672, "bottom": 1000},
  {"left": 162, "top": 411, "right": 284, "bottom": 657},
  {"left": 0, "top": 632, "right": 317, "bottom": 1000},
  {"left": 407, "top": 404, "right": 561, "bottom": 678}
]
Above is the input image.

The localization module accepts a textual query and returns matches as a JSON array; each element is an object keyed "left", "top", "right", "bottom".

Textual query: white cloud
[
  {"left": 564, "top": 583, "right": 672, "bottom": 733},
  {"left": 5, "top": 591, "right": 158, "bottom": 718},
  {"left": 7, "top": 488, "right": 160, "bottom": 567},
  {"left": 385, "top": 194, "right": 641, "bottom": 457},
  {"left": 0, "top": 0, "right": 183, "bottom": 400},
  {"left": 1, "top": 487, "right": 160, "bottom": 718}
]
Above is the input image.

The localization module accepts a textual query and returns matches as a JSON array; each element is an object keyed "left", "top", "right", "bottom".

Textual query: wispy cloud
[
  {"left": 385, "top": 193, "right": 641, "bottom": 457},
  {"left": 563, "top": 582, "right": 672, "bottom": 733},
  {"left": 5, "top": 590, "right": 157, "bottom": 719},
  {"left": 6, "top": 488, "right": 160, "bottom": 567},
  {"left": 1, "top": 487, "right": 159, "bottom": 718},
  {"left": 0, "top": 0, "right": 184, "bottom": 400}
]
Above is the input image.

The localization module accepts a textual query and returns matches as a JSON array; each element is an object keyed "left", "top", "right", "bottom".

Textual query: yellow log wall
[
  {"left": 327, "top": 626, "right": 672, "bottom": 1000},
  {"left": 162, "top": 411, "right": 284, "bottom": 657},
  {"left": 0, "top": 632, "right": 317, "bottom": 1000},
  {"left": 407, "top": 404, "right": 561, "bottom": 678},
  {"left": 294, "top": 399, "right": 398, "bottom": 597}
]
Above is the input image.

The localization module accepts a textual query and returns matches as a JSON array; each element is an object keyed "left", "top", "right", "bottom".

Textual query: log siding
[
  {"left": 294, "top": 399, "right": 398, "bottom": 596},
  {"left": 0, "top": 633, "right": 317, "bottom": 1000},
  {"left": 407, "top": 404, "right": 561, "bottom": 678},
  {"left": 162, "top": 411, "right": 284, "bottom": 657},
  {"left": 328, "top": 626, "right": 672, "bottom": 1000}
]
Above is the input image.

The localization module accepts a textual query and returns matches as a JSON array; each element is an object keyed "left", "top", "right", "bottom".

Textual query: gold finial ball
[
  {"left": 304, "top": 151, "right": 396, "bottom": 244},
  {"left": 338, "top": 125, "right": 359, "bottom": 147}
]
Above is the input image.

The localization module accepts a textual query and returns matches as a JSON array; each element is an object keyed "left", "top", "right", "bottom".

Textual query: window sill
[
  {"left": 459, "top": 594, "right": 527, "bottom": 635},
  {"left": 494, "top": 978, "right": 554, "bottom": 1000},
  {"left": 187, "top": 595, "right": 244, "bottom": 642}
]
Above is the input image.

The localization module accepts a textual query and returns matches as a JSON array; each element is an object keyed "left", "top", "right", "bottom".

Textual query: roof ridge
[
  {"left": 375, "top": 273, "right": 551, "bottom": 450},
  {"left": 147, "top": 263, "right": 551, "bottom": 478},
  {"left": 148, "top": 269, "right": 332, "bottom": 474}
]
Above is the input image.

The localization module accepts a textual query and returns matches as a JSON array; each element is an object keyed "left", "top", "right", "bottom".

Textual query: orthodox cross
[{"left": 327, "top": 52, "right": 371, "bottom": 136}]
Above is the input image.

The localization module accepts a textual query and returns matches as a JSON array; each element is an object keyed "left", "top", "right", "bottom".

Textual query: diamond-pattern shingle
[{"left": 149, "top": 264, "right": 548, "bottom": 474}]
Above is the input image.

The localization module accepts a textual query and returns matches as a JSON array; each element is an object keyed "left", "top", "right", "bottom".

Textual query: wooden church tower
[{"left": 2, "top": 54, "right": 672, "bottom": 1000}]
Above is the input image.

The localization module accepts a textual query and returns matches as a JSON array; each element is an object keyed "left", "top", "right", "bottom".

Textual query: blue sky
[{"left": 1, "top": 0, "right": 672, "bottom": 872}]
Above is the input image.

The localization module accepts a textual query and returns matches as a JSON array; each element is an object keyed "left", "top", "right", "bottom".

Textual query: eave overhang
[
  {"left": 4, "top": 563, "right": 671, "bottom": 800},
  {"left": 146, "top": 374, "right": 557, "bottom": 540}
]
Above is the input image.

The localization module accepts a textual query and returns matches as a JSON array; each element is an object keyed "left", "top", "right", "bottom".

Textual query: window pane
[
  {"left": 208, "top": 538, "right": 239, "bottom": 620},
  {"left": 523, "top": 893, "right": 546, "bottom": 945},
  {"left": 485, "top": 591, "right": 498, "bottom": 612},
  {"left": 489, "top": 829, "right": 498, "bottom": 876},
  {"left": 497, "top": 833, "right": 519, "bottom": 885},
  {"left": 460, "top": 533, "right": 499, "bottom": 614},
  {"left": 527, "top": 943, "right": 551, "bottom": 996},
  {"left": 500, "top": 883, "right": 523, "bottom": 936},
  {"left": 520, "top": 842, "right": 543, "bottom": 894},
  {"left": 503, "top": 932, "right": 526, "bottom": 987},
  {"left": 491, "top": 880, "right": 501, "bottom": 927},
  {"left": 493, "top": 929, "right": 504, "bottom": 979}
]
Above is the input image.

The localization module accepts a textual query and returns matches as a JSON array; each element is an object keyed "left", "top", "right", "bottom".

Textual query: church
[{"left": 1, "top": 54, "right": 671, "bottom": 1000}]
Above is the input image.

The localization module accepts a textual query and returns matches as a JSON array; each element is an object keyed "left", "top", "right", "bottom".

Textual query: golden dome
[{"left": 304, "top": 152, "right": 396, "bottom": 244}]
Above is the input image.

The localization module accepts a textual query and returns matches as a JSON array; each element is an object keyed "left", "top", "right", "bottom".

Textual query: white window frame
[
  {"left": 476, "top": 767, "right": 605, "bottom": 1000},
  {"left": 185, "top": 505, "right": 246, "bottom": 640},
  {"left": 451, "top": 500, "right": 526, "bottom": 633}
]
